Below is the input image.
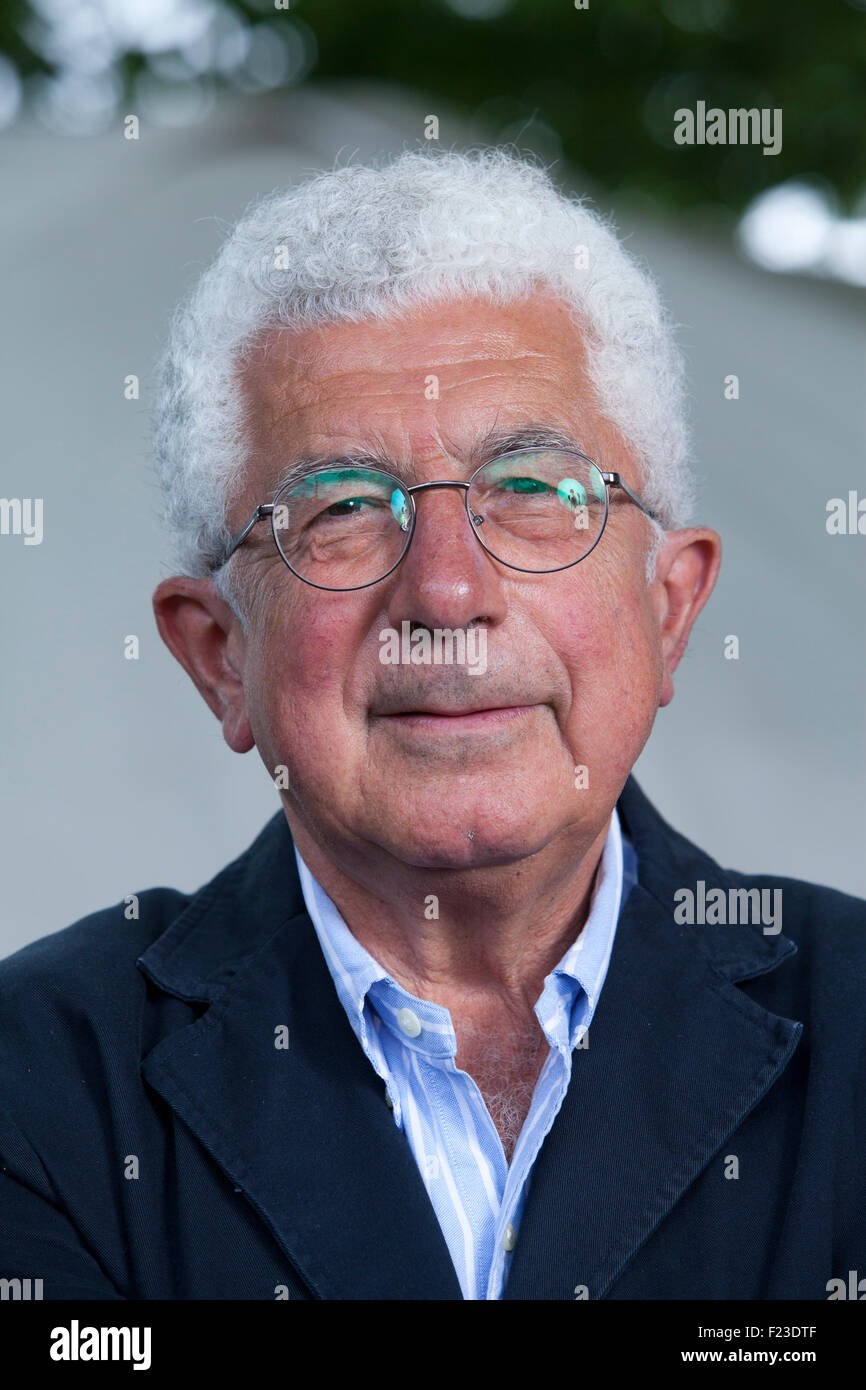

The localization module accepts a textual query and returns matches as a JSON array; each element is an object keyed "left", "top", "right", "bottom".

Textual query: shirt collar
[
  {"left": 550, "top": 805, "right": 625, "bottom": 1008},
  {"left": 537, "top": 805, "right": 634, "bottom": 1052}
]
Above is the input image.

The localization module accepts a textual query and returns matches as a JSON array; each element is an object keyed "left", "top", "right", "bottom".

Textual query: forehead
[{"left": 237, "top": 290, "right": 607, "bottom": 481}]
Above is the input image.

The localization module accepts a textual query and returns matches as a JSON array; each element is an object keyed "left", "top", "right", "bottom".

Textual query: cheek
[
  {"left": 243, "top": 593, "right": 354, "bottom": 749},
  {"left": 551, "top": 572, "right": 662, "bottom": 748},
  {"left": 549, "top": 568, "right": 648, "bottom": 672}
]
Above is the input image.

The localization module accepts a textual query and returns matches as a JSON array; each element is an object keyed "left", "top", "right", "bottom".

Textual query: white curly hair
[{"left": 153, "top": 146, "right": 694, "bottom": 613}]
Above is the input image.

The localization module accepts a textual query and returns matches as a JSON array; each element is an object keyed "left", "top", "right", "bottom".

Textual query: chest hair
[{"left": 455, "top": 1020, "right": 550, "bottom": 1164}]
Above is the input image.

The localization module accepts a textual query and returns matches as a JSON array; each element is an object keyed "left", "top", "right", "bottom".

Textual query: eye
[
  {"left": 497, "top": 476, "right": 552, "bottom": 494},
  {"left": 323, "top": 496, "right": 380, "bottom": 517}
]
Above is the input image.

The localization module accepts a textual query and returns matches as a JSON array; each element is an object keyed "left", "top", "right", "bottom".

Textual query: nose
[{"left": 383, "top": 481, "right": 508, "bottom": 633}]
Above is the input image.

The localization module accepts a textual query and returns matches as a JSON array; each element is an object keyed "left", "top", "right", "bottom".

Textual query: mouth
[{"left": 374, "top": 703, "right": 540, "bottom": 731}]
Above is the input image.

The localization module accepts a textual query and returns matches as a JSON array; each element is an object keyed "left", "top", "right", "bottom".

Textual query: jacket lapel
[
  {"left": 137, "top": 813, "right": 462, "bottom": 1300},
  {"left": 503, "top": 777, "right": 803, "bottom": 1299}
]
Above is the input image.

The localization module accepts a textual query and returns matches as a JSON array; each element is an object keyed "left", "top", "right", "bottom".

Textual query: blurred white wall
[{"left": 1, "top": 82, "right": 863, "bottom": 957}]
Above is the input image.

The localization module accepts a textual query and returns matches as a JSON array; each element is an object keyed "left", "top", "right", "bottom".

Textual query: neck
[{"left": 286, "top": 814, "right": 611, "bottom": 1014}]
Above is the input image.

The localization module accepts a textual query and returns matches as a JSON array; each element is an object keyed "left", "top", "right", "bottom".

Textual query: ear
[
  {"left": 653, "top": 528, "right": 722, "bottom": 708},
  {"left": 152, "top": 576, "right": 255, "bottom": 753}
]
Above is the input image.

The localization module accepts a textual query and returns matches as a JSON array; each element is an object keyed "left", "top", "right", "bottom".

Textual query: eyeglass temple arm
[
  {"left": 601, "top": 472, "right": 662, "bottom": 525},
  {"left": 212, "top": 504, "right": 274, "bottom": 572}
]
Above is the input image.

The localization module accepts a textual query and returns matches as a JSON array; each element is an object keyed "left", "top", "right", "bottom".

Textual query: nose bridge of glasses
[
  {"left": 404, "top": 478, "right": 482, "bottom": 536},
  {"left": 406, "top": 480, "right": 471, "bottom": 496}
]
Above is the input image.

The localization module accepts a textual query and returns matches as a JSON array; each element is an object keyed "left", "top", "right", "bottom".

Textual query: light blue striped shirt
[{"left": 294, "top": 811, "right": 638, "bottom": 1300}]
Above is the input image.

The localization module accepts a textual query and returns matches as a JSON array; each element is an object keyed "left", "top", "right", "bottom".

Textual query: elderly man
[{"left": 1, "top": 149, "right": 864, "bottom": 1303}]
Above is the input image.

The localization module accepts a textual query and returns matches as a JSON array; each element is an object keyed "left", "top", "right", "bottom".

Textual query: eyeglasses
[{"left": 210, "top": 447, "right": 660, "bottom": 592}]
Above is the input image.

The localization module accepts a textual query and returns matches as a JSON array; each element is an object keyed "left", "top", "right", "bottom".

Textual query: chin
[{"left": 376, "top": 808, "right": 560, "bottom": 872}]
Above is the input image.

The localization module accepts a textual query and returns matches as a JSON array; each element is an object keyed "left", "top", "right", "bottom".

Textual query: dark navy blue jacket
[{"left": 1, "top": 777, "right": 864, "bottom": 1299}]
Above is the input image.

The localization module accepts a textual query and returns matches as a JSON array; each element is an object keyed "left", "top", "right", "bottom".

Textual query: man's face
[{"left": 220, "top": 290, "right": 674, "bottom": 870}]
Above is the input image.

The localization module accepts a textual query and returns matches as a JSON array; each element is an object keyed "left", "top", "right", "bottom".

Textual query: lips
[
  {"left": 382, "top": 703, "right": 519, "bottom": 717},
  {"left": 373, "top": 703, "right": 540, "bottom": 728}
]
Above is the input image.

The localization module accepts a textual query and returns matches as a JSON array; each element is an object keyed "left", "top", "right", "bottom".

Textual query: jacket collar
[
  {"left": 138, "top": 810, "right": 303, "bottom": 1004},
  {"left": 138, "top": 776, "right": 802, "bottom": 1300},
  {"left": 617, "top": 775, "right": 796, "bottom": 982}
]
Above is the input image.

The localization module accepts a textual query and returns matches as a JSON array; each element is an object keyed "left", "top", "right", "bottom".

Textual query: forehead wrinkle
[
  {"left": 250, "top": 340, "right": 561, "bottom": 408},
  {"left": 244, "top": 305, "right": 592, "bottom": 435},
  {"left": 291, "top": 331, "right": 557, "bottom": 377},
  {"left": 252, "top": 358, "right": 588, "bottom": 449}
]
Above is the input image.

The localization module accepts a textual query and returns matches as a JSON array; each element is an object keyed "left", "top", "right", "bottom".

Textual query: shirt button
[
  {"left": 503, "top": 1223, "right": 516, "bottom": 1252},
  {"left": 396, "top": 1008, "right": 422, "bottom": 1038}
]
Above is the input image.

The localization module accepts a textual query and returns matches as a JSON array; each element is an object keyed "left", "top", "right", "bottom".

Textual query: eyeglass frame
[{"left": 209, "top": 447, "right": 662, "bottom": 592}]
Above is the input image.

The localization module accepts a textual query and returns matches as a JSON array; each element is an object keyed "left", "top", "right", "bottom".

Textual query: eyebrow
[{"left": 270, "top": 423, "right": 591, "bottom": 493}]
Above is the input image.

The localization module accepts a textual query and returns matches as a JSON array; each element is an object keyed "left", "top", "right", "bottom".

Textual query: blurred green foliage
[{"left": 2, "top": 0, "right": 864, "bottom": 215}]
